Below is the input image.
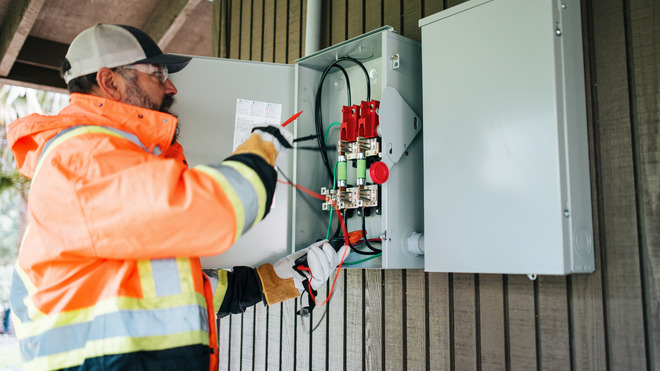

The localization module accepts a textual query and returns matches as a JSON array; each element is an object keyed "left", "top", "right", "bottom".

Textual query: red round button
[{"left": 370, "top": 161, "right": 389, "bottom": 184}]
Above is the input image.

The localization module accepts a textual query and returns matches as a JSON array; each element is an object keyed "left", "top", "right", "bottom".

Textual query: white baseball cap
[{"left": 63, "top": 24, "right": 191, "bottom": 83}]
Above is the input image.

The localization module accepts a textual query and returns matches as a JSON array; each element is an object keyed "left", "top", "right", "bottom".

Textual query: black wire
[
  {"left": 293, "top": 134, "right": 321, "bottom": 143},
  {"left": 332, "top": 212, "right": 342, "bottom": 238},
  {"left": 276, "top": 167, "right": 293, "bottom": 184},
  {"left": 340, "top": 209, "right": 379, "bottom": 256},
  {"left": 361, "top": 208, "right": 382, "bottom": 253},
  {"left": 349, "top": 240, "right": 380, "bottom": 255},
  {"left": 296, "top": 145, "right": 337, "bottom": 151},
  {"left": 315, "top": 65, "right": 350, "bottom": 182}
]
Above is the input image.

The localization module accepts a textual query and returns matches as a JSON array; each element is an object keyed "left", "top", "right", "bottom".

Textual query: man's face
[
  {"left": 118, "top": 66, "right": 181, "bottom": 143},
  {"left": 119, "top": 66, "right": 173, "bottom": 113}
]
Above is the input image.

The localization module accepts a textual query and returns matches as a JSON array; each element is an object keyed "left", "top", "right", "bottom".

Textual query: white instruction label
[{"left": 233, "top": 99, "right": 282, "bottom": 150}]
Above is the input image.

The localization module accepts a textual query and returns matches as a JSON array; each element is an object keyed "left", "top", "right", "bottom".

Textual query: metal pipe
[{"left": 304, "top": 0, "right": 322, "bottom": 56}]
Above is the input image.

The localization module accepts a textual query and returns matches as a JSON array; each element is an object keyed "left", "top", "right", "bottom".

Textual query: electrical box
[
  {"left": 171, "top": 27, "right": 424, "bottom": 269},
  {"left": 419, "top": 0, "right": 594, "bottom": 274},
  {"left": 293, "top": 27, "right": 424, "bottom": 269},
  {"left": 170, "top": 0, "right": 594, "bottom": 275}
]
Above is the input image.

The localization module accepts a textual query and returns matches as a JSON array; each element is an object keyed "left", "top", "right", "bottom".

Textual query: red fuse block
[
  {"left": 358, "top": 100, "right": 380, "bottom": 139},
  {"left": 340, "top": 104, "right": 360, "bottom": 142}
]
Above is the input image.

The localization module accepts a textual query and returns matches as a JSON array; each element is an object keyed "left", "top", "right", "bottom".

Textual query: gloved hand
[
  {"left": 256, "top": 239, "right": 349, "bottom": 305},
  {"left": 251, "top": 125, "right": 294, "bottom": 167}
]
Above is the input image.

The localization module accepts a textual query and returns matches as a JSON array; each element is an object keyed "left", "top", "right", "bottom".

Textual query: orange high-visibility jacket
[{"left": 8, "top": 93, "right": 277, "bottom": 370}]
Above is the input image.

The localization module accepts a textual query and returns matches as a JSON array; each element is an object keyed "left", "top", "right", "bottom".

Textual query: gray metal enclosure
[
  {"left": 420, "top": 0, "right": 594, "bottom": 274},
  {"left": 207, "top": 0, "right": 658, "bottom": 369},
  {"left": 292, "top": 28, "right": 424, "bottom": 269}
]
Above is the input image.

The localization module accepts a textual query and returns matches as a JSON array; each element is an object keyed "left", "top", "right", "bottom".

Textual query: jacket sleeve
[
  {"left": 72, "top": 133, "right": 278, "bottom": 260},
  {"left": 205, "top": 267, "right": 264, "bottom": 317},
  {"left": 206, "top": 264, "right": 301, "bottom": 317}
]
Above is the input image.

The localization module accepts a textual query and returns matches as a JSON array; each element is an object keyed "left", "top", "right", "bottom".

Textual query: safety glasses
[{"left": 120, "top": 64, "right": 169, "bottom": 82}]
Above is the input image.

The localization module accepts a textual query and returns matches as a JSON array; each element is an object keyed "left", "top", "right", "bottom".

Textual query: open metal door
[{"left": 170, "top": 56, "right": 295, "bottom": 269}]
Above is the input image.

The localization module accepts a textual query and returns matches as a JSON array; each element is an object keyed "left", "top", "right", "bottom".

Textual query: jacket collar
[
  {"left": 8, "top": 93, "right": 179, "bottom": 179},
  {"left": 66, "top": 93, "right": 178, "bottom": 154}
]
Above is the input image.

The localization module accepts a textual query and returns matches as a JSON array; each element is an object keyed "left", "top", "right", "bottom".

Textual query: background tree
[{"left": 0, "top": 85, "right": 68, "bottom": 306}]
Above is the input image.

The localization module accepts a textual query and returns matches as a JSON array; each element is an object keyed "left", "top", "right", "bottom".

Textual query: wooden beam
[
  {"left": 0, "top": 62, "right": 67, "bottom": 93},
  {"left": 0, "top": 0, "right": 47, "bottom": 76},
  {"left": 142, "top": 0, "right": 203, "bottom": 51},
  {"left": 211, "top": 0, "right": 222, "bottom": 58},
  {"left": 16, "top": 36, "right": 68, "bottom": 71}
]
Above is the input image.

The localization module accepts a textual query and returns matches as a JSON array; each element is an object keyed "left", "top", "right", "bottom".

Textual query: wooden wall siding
[{"left": 211, "top": 0, "right": 659, "bottom": 369}]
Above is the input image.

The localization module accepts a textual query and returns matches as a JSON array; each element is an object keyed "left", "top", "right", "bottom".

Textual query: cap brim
[{"left": 136, "top": 54, "right": 192, "bottom": 73}]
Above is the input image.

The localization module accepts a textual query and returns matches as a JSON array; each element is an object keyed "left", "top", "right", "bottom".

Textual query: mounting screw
[
  {"left": 555, "top": 28, "right": 562, "bottom": 36},
  {"left": 563, "top": 209, "right": 570, "bottom": 217},
  {"left": 392, "top": 54, "right": 400, "bottom": 70},
  {"left": 561, "top": 3, "right": 567, "bottom": 9}
]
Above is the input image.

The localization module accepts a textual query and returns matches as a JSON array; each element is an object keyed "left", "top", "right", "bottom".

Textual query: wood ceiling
[{"left": 0, "top": 0, "right": 214, "bottom": 93}]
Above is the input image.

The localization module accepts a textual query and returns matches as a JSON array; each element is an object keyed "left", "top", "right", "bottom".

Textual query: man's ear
[{"left": 95, "top": 68, "right": 123, "bottom": 101}]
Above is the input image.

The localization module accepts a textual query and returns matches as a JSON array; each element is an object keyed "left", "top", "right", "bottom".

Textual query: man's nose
[{"left": 164, "top": 79, "right": 177, "bottom": 95}]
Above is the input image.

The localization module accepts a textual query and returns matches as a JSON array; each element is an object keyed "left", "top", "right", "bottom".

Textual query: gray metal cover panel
[
  {"left": 170, "top": 57, "right": 294, "bottom": 269},
  {"left": 420, "top": 0, "right": 593, "bottom": 274}
]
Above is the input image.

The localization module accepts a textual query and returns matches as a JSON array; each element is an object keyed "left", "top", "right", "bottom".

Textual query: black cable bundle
[{"left": 314, "top": 56, "right": 371, "bottom": 184}]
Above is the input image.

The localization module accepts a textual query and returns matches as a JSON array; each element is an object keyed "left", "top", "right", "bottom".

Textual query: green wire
[
  {"left": 342, "top": 253, "right": 382, "bottom": 266},
  {"left": 325, "top": 122, "right": 341, "bottom": 145},
  {"left": 325, "top": 122, "right": 341, "bottom": 239}
]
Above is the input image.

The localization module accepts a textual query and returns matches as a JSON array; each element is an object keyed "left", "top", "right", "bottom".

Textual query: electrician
[{"left": 8, "top": 24, "right": 348, "bottom": 371}]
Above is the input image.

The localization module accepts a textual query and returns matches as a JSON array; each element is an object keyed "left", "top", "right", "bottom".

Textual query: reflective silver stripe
[
  {"left": 10, "top": 269, "right": 30, "bottom": 323},
  {"left": 36, "top": 125, "right": 150, "bottom": 167},
  {"left": 19, "top": 304, "right": 209, "bottom": 362},
  {"left": 99, "top": 126, "right": 149, "bottom": 152},
  {"left": 207, "top": 164, "right": 258, "bottom": 235},
  {"left": 152, "top": 258, "right": 182, "bottom": 297}
]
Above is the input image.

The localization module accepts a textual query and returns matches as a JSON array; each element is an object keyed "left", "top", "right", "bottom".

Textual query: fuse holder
[
  {"left": 356, "top": 153, "right": 366, "bottom": 186},
  {"left": 358, "top": 100, "right": 380, "bottom": 139},
  {"left": 369, "top": 161, "right": 389, "bottom": 184},
  {"left": 337, "top": 155, "right": 347, "bottom": 187},
  {"left": 340, "top": 105, "right": 360, "bottom": 142}
]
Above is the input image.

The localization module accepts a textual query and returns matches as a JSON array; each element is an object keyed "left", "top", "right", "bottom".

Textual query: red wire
[{"left": 278, "top": 179, "right": 326, "bottom": 201}]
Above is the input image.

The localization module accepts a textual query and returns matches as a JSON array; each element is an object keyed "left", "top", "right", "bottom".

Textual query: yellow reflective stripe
[
  {"left": 222, "top": 160, "right": 268, "bottom": 227},
  {"left": 22, "top": 330, "right": 209, "bottom": 371},
  {"left": 194, "top": 165, "right": 244, "bottom": 241},
  {"left": 176, "top": 257, "right": 194, "bottom": 293},
  {"left": 15, "top": 259, "right": 37, "bottom": 294},
  {"left": 19, "top": 225, "right": 30, "bottom": 252},
  {"left": 213, "top": 270, "right": 229, "bottom": 311},
  {"left": 138, "top": 259, "right": 157, "bottom": 298},
  {"left": 33, "top": 126, "right": 127, "bottom": 180}
]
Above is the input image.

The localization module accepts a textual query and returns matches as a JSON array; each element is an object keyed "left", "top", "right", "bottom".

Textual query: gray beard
[{"left": 123, "top": 81, "right": 180, "bottom": 144}]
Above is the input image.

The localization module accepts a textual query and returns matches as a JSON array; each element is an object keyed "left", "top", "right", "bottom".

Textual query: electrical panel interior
[
  {"left": 170, "top": 27, "right": 424, "bottom": 269},
  {"left": 292, "top": 27, "right": 424, "bottom": 269}
]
